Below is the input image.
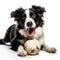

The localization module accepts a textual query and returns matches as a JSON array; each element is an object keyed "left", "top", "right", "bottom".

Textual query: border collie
[{"left": 0, "top": 5, "right": 56, "bottom": 56}]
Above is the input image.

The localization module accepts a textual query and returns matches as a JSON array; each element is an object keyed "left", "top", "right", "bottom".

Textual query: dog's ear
[
  {"left": 11, "top": 11, "right": 15, "bottom": 18},
  {"left": 32, "top": 5, "right": 46, "bottom": 17},
  {"left": 11, "top": 8, "right": 25, "bottom": 18}
]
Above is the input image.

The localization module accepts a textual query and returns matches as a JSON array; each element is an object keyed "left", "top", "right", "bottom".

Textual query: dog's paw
[
  {"left": 17, "top": 45, "right": 27, "bottom": 56},
  {"left": 18, "top": 50, "right": 27, "bottom": 56},
  {"left": 48, "top": 47, "right": 57, "bottom": 53}
]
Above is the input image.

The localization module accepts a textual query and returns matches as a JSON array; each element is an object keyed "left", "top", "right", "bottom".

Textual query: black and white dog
[{"left": 0, "top": 5, "right": 56, "bottom": 56}]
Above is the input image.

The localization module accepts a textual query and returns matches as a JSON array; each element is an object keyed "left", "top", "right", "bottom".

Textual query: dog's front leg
[
  {"left": 41, "top": 44, "right": 57, "bottom": 53},
  {"left": 11, "top": 39, "right": 27, "bottom": 56},
  {"left": 38, "top": 34, "right": 57, "bottom": 53}
]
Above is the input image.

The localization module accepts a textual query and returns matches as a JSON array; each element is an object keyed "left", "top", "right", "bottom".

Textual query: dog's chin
[{"left": 27, "top": 28, "right": 35, "bottom": 37}]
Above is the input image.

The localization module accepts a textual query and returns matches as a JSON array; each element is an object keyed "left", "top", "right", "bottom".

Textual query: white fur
[
  {"left": 25, "top": 10, "right": 36, "bottom": 29},
  {"left": 17, "top": 45, "right": 27, "bottom": 56},
  {"left": 34, "top": 27, "right": 45, "bottom": 45},
  {"left": 34, "top": 27, "right": 43, "bottom": 39},
  {"left": 19, "top": 29, "right": 28, "bottom": 37}
]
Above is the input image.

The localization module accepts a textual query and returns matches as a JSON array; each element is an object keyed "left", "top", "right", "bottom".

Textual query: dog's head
[{"left": 11, "top": 5, "right": 46, "bottom": 37}]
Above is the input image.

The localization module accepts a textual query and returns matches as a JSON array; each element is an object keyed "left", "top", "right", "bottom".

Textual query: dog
[{"left": 0, "top": 5, "right": 56, "bottom": 56}]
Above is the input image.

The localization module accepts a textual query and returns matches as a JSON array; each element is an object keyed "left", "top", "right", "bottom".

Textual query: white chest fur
[
  {"left": 34, "top": 27, "right": 43, "bottom": 39},
  {"left": 34, "top": 27, "right": 45, "bottom": 45},
  {"left": 18, "top": 27, "right": 45, "bottom": 45}
]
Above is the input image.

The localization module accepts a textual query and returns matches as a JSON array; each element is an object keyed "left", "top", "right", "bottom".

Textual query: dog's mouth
[{"left": 27, "top": 28, "right": 35, "bottom": 37}]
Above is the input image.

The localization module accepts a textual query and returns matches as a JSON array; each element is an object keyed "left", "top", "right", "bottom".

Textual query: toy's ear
[
  {"left": 10, "top": 7, "right": 25, "bottom": 18},
  {"left": 32, "top": 5, "right": 46, "bottom": 17}
]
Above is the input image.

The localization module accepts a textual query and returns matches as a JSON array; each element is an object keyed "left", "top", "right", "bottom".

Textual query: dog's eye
[
  {"left": 30, "top": 12, "right": 35, "bottom": 19},
  {"left": 19, "top": 20, "right": 25, "bottom": 25},
  {"left": 32, "top": 15, "right": 35, "bottom": 19}
]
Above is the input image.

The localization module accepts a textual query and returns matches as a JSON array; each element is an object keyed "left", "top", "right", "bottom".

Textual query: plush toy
[{"left": 24, "top": 39, "right": 41, "bottom": 55}]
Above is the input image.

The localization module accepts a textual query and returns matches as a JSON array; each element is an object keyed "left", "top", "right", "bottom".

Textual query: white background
[{"left": 0, "top": 0, "right": 60, "bottom": 60}]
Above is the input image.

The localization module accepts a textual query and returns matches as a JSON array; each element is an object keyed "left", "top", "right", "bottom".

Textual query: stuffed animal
[{"left": 24, "top": 39, "right": 41, "bottom": 55}]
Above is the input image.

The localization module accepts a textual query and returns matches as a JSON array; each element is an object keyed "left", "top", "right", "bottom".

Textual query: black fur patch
[{"left": 11, "top": 40, "right": 21, "bottom": 51}]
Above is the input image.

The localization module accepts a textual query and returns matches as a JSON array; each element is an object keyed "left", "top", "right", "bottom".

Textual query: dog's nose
[{"left": 27, "top": 21, "right": 33, "bottom": 27}]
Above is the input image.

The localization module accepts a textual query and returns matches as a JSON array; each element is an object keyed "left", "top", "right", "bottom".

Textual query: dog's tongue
[
  {"left": 28, "top": 28, "right": 35, "bottom": 37},
  {"left": 29, "top": 31, "right": 35, "bottom": 37}
]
